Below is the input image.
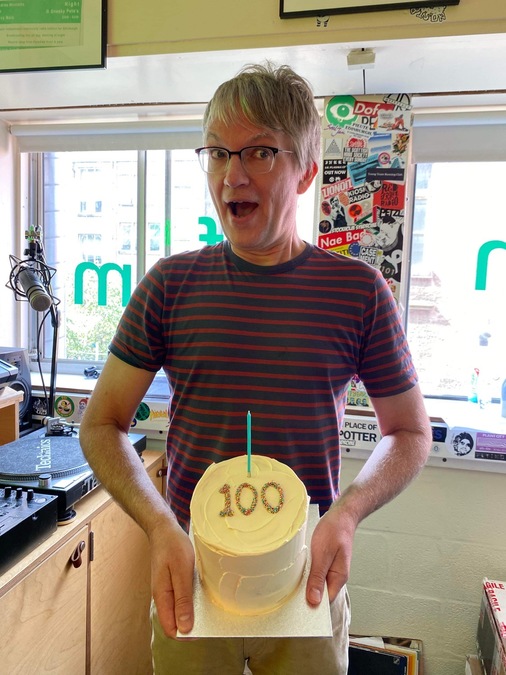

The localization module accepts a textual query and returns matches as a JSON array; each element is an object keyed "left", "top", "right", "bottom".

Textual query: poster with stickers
[{"left": 318, "top": 94, "right": 413, "bottom": 406}]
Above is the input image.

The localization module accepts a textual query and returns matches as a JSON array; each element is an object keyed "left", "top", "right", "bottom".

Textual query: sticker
[
  {"left": 353, "top": 100, "right": 394, "bottom": 119},
  {"left": 319, "top": 228, "right": 367, "bottom": 251},
  {"left": 393, "top": 133, "right": 409, "bottom": 157},
  {"left": 348, "top": 242, "right": 361, "bottom": 257},
  {"left": 348, "top": 185, "right": 369, "bottom": 204},
  {"left": 135, "top": 401, "right": 151, "bottom": 421},
  {"left": 349, "top": 154, "right": 380, "bottom": 185},
  {"left": 366, "top": 167, "right": 405, "bottom": 183},
  {"left": 32, "top": 397, "right": 48, "bottom": 417},
  {"left": 55, "top": 396, "right": 75, "bottom": 418},
  {"left": 360, "top": 246, "right": 382, "bottom": 266},
  {"left": 374, "top": 182, "right": 406, "bottom": 210},
  {"left": 77, "top": 397, "right": 89, "bottom": 419},
  {"left": 410, "top": 7, "right": 447, "bottom": 22},
  {"left": 383, "top": 94, "right": 412, "bottom": 111},
  {"left": 348, "top": 204, "right": 362, "bottom": 219},
  {"left": 475, "top": 433, "right": 506, "bottom": 461},
  {"left": 323, "top": 158, "right": 347, "bottom": 183},
  {"left": 451, "top": 431, "right": 475, "bottom": 457},
  {"left": 321, "top": 200, "right": 332, "bottom": 216},
  {"left": 324, "top": 137, "right": 344, "bottom": 157},
  {"left": 326, "top": 95, "right": 358, "bottom": 128}
]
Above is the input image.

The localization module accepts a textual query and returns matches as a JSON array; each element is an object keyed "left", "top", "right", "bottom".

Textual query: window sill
[
  {"left": 31, "top": 372, "right": 505, "bottom": 428},
  {"left": 31, "top": 371, "right": 170, "bottom": 398},
  {"left": 31, "top": 372, "right": 506, "bottom": 473}
]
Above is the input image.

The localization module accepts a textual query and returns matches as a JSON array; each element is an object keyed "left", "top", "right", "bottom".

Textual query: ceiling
[{"left": 1, "top": 32, "right": 506, "bottom": 125}]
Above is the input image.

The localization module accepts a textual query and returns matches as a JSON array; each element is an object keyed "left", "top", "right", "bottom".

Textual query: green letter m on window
[
  {"left": 74, "top": 262, "right": 132, "bottom": 307},
  {"left": 475, "top": 240, "right": 506, "bottom": 291}
]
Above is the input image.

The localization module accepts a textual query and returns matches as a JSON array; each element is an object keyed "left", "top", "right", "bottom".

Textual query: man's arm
[
  {"left": 79, "top": 353, "right": 195, "bottom": 638},
  {"left": 306, "top": 383, "right": 432, "bottom": 606}
]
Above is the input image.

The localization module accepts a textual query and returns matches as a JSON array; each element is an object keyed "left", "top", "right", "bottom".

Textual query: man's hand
[
  {"left": 149, "top": 521, "right": 196, "bottom": 639},
  {"left": 305, "top": 506, "right": 355, "bottom": 607}
]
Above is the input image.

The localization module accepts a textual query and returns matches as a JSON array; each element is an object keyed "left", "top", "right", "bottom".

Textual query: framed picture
[
  {"left": 0, "top": 0, "right": 107, "bottom": 73},
  {"left": 280, "top": 0, "right": 460, "bottom": 19}
]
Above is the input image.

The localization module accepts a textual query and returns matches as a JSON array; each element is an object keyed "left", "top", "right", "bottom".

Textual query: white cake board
[{"left": 177, "top": 504, "right": 332, "bottom": 639}]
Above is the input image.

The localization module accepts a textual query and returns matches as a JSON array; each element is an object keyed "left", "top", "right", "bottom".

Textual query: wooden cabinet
[
  {"left": 0, "top": 451, "right": 164, "bottom": 675},
  {"left": 0, "top": 527, "right": 89, "bottom": 674}
]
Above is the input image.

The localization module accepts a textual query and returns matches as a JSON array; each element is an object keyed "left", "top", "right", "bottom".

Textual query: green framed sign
[{"left": 0, "top": 0, "right": 106, "bottom": 73}]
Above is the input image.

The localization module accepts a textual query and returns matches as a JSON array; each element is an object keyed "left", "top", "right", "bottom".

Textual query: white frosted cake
[{"left": 190, "top": 455, "right": 309, "bottom": 616}]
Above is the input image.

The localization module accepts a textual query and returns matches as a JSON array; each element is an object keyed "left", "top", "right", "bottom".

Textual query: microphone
[
  {"left": 17, "top": 267, "right": 53, "bottom": 312},
  {"left": 7, "top": 227, "right": 58, "bottom": 312}
]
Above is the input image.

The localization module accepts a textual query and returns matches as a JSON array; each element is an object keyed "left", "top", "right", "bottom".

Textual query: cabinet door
[
  {"left": 0, "top": 527, "right": 89, "bottom": 674},
  {"left": 89, "top": 461, "right": 162, "bottom": 675}
]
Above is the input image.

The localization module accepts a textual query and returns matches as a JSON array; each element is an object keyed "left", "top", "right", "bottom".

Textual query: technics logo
[{"left": 36, "top": 437, "right": 52, "bottom": 472}]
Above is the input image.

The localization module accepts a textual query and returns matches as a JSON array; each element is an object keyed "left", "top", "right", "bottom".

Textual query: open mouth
[{"left": 229, "top": 201, "right": 258, "bottom": 218}]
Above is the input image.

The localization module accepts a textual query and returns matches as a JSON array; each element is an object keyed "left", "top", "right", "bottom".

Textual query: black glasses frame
[{"left": 194, "top": 146, "right": 293, "bottom": 174}]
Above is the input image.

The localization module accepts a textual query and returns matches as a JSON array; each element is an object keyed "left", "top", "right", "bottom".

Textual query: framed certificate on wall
[
  {"left": 280, "top": 0, "right": 460, "bottom": 18},
  {"left": 0, "top": 0, "right": 106, "bottom": 73}
]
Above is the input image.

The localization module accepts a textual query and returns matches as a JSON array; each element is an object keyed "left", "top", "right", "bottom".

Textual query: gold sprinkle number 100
[{"left": 219, "top": 482, "right": 285, "bottom": 517}]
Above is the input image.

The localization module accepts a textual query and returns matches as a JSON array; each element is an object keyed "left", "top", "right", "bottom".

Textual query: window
[
  {"left": 407, "top": 162, "right": 506, "bottom": 401},
  {"left": 28, "top": 145, "right": 315, "bottom": 371},
  {"left": 32, "top": 149, "right": 220, "bottom": 366}
]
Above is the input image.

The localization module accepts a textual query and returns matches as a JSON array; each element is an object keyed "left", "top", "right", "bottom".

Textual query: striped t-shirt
[{"left": 110, "top": 241, "right": 417, "bottom": 530}]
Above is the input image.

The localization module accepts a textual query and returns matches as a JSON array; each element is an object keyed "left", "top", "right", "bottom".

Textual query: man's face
[{"left": 204, "top": 115, "right": 313, "bottom": 264}]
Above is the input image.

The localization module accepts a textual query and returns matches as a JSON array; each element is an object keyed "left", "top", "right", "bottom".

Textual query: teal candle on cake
[{"left": 247, "top": 410, "right": 251, "bottom": 476}]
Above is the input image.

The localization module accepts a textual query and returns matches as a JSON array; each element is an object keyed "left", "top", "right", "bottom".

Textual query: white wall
[{"left": 342, "top": 457, "right": 506, "bottom": 675}]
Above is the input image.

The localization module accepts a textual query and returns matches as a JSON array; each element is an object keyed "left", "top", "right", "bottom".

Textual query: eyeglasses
[{"left": 194, "top": 146, "right": 294, "bottom": 175}]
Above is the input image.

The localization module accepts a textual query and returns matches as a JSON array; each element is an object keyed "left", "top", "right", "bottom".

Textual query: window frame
[{"left": 24, "top": 142, "right": 203, "bottom": 377}]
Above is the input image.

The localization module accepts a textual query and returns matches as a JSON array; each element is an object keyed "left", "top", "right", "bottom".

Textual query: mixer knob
[
  {"left": 16, "top": 487, "right": 23, "bottom": 500},
  {"left": 27, "top": 489, "right": 34, "bottom": 502},
  {"left": 4, "top": 486, "right": 12, "bottom": 498}
]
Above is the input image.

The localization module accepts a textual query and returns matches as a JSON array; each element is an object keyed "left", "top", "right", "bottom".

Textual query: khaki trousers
[{"left": 151, "top": 586, "right": 350, "bottom": 675}]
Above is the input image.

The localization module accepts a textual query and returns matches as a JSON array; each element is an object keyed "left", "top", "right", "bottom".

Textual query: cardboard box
[
  {"left": 484, "top": 580, "right": 506, "bottom": 653},
  {"left": 477, "top": 579, "right": 506, "bottom": 675}
]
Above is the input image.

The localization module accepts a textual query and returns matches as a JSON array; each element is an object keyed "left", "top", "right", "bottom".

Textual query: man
[{"left": 80, "top": 63, "right": 432, "bottom": 674}]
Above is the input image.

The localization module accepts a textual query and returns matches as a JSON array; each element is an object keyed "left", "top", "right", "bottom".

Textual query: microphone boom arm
[{"left": 6, "top": 226, "right": 60, "bottom": 422}]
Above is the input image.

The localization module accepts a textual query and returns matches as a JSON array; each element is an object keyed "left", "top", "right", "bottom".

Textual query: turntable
[{"left": 0, "top": 425, "right": 146, "bottom": 523}]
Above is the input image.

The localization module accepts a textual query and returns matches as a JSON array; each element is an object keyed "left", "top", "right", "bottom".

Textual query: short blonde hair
[{"left": 203, "top": 62, "right": 320, "bottom": 173}]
